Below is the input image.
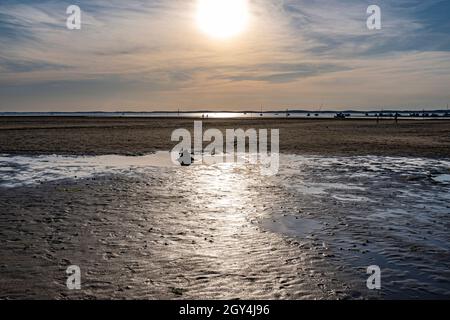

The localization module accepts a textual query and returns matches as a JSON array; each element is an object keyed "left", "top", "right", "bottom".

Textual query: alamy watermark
[
  {"left": 66, "top": 5, "right": 81, "bottom": 30},
  {"left": 66, "top": 265, "right": 81, "bottom": 290},
  {"left": 367, "top": 5, "right": 382, "bottom": 30},
  {"left": 366, "top": 265, "right": 381, "bottom": 290},
  {"left": 171, "top": 121, "right": 279, "bottom": 176}
]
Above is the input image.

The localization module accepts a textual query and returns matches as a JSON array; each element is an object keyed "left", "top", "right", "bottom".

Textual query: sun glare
[{"left": 196, "top": 0, "right": 249, "bottom": 39}]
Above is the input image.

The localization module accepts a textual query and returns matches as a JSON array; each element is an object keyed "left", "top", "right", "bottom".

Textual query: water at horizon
[{"left": 1, "top": 111, "right": 450, "bottom": 119}]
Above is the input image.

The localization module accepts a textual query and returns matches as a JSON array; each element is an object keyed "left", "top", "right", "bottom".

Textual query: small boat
[
  {"left": 177, "top": 149, "right": 194, "bottom": 166},
  {"left": 334, "top": 112, "right": 346, "bottom": 119}
]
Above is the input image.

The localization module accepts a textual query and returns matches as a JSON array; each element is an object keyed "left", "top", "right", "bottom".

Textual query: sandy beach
[
  {"left": 1, "top": 117, "right": 449, "bottom": 299},
  {"left": 1, "top": 117, "right": 449, "bottom": 157}
]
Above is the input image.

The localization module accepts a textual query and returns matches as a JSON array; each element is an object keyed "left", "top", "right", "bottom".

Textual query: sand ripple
[{"left": 0, "top": 154, "right": 449, "bottom": 299}]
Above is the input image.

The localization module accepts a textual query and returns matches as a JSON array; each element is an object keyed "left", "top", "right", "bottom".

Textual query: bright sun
[{"left": 196, "top": 0, "right": 249, "bottom": 39}]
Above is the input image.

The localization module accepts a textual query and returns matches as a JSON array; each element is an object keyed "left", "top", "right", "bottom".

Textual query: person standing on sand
[{"left": 178, "top": 149, "right": 194, "bottom": 166}]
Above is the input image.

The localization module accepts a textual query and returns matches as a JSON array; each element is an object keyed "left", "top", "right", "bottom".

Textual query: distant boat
[
  {"left": 177, "top": 150, "right": 194, "bottom": 166},
  {"left": 334, "top": 112, "right": 346, "bottom": 119}
]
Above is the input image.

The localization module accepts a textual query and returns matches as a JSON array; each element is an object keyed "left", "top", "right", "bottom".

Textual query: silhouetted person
[{"left": 178, "top": 149, "right": 194, "bottom": 166}]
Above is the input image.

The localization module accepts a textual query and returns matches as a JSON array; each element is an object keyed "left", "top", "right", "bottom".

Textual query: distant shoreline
[{"left": 1, "top": 110, "right": 450, "bottom": 120}]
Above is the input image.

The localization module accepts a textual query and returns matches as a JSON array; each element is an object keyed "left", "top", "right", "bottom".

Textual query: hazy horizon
[
  {"left": 1, "top": 107, "right": 450, "bottom": 113},
  {"left": 1, "top": 0, "right": 450, "bottom": 112}
]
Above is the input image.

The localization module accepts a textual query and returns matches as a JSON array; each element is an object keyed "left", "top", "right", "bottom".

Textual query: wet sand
[
  {"left": 0, "top": 117, "right": 449, "bottom": 157},
  {"left": 0, "top": 175, "right": 359, "bottom": 300},
  {"left": 0, "top": 117, "right": 449, "bottom": 300}
]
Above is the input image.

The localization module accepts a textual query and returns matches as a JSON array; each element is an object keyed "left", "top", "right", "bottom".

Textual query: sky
[{"left": 0, "top": 0, "right": 449, "bottom": 112}]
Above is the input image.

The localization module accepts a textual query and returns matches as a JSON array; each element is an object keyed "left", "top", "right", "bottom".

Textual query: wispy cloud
[{"left": 212, "top": 62, "right": 350, "bottom": 83}]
